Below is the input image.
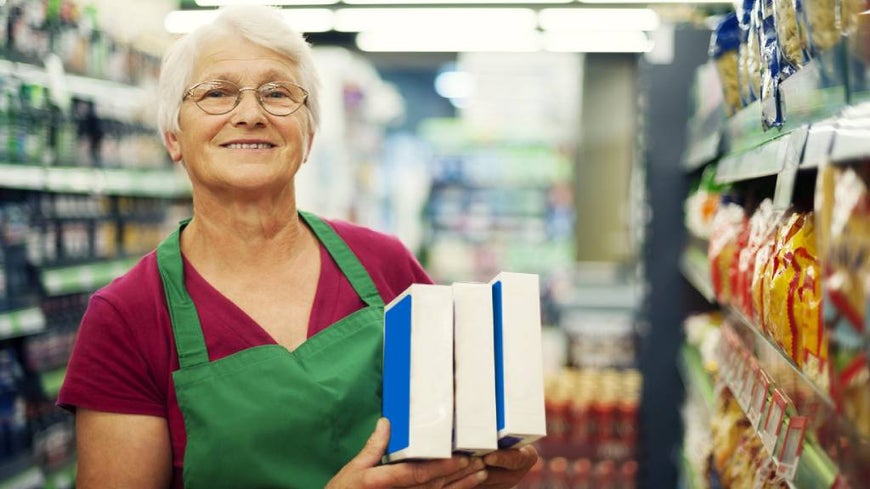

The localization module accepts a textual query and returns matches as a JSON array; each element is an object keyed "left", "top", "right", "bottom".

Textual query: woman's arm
[{"left": 75, "top": 408, "right": 173, "bottom": 489}]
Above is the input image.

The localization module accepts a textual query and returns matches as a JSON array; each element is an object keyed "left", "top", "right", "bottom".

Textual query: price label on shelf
[
  {"left": 747, "top": 356, "right": 760, "bottom": 403},
  {"left": 775, "top": 415, "right": 807, "bottom": 481},
  {"left": 740, "top": 361, "right": 759, "bottom": 416},
  {"left": 761, "top": 390, "right": 787, "bottom": 454},
  {"left": 748, "top": 369, "right": 771, "bottom": 429}
]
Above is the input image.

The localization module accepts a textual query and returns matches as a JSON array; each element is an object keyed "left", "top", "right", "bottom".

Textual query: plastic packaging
[{"left": 710, "top": 13, "right": 743, "bottom": 115}]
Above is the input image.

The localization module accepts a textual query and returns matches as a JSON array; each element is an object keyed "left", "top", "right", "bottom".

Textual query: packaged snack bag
[
  {"left": 752, "top": 213, "right": 784, "bottom": 334},
  {"left": 767, "top": 212, "right": 806, "bottom": 365},
  {"left": 774, "top": 0, "right": 811, "bottom": 69},
  {"left": 709, "top": 200, "right": 748, "bottom": 304},
  {"left": 738, "top": 199, "right": 776, "bottom": 319},
  {"left": 801, "top": 0, "right": 839, "bottom": 56},
  {"left": 815, "top": 163, "right": 870, "bottom": 437},
  {"left": 740, "top": 0, "right": 765, "bottom": 106},
  {"left": 711, "top": 12, "right": 744, "bottom": 116}
]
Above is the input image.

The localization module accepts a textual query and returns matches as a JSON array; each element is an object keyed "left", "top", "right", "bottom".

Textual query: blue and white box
[
  {"left": 382, "top": 284, "right": 454, "bottom": 462},
  {"left": 452, "top": 282, "right": 498, "bottom": 455},
  {"left": 489, "top": 272, "right": 547, "bottom": 448}
]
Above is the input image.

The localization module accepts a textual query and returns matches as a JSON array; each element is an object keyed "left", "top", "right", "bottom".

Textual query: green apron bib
[{"left": 156, "top": 211, "right": 385, "bottom": 489}]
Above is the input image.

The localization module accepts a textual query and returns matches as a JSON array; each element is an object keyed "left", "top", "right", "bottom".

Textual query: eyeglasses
[{"left": 183, "top": 80, "right": 309, "bottom": 117}]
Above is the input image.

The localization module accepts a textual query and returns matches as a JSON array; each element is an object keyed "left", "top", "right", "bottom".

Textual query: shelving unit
[
  {"left": 0, "top": 14, "right": 189, "bottom": 482},
  {"left": 677, "top": 10, "right": 870, "bottom": 485}
]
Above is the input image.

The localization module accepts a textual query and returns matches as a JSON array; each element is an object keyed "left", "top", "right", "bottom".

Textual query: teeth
[{"left": 225, "top": 143, "right": 273, "bottom": 149}]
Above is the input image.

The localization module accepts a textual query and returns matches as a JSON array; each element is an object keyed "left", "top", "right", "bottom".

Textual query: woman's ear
[{"left": 163, "top": 131, "right": 183, "bottom": 162}]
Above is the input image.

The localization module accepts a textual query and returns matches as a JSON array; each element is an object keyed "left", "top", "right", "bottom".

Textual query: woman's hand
[
  {"left": 326, "top": 418, "right": 488, "bottom": 489},
  {"left": 476, "top": 445, "right": 540, "bottom": 489}
]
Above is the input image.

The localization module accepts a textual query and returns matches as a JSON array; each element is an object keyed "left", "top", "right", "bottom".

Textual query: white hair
[{"left": 156, "top": 5, "right": 321, "bottom": 138}]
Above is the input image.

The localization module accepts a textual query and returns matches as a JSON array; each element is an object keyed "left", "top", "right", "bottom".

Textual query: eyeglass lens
[{"left": 188, "top": 81, "right": 307, "bottom": 116}]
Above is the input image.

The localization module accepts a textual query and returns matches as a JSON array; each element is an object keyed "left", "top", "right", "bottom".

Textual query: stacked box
[
  {"left": 382, "top": 284, "right": 454, "bottom": 462},
  {"left": 490, "top": 272, "right": 547, "bottom": 448},
  {"left": 452, "top": 282, "right": 498, "bottom": 455}
]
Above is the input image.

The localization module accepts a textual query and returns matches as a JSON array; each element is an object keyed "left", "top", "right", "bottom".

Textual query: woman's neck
[{"left": 180, "top": 195, "right": 313, "bottom": 275}]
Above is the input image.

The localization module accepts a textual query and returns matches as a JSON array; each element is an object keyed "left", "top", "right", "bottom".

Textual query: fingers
[
  {"left": 482, "top": 445, "right": 539, "bottom": 471},
  {"left": 346, "top": 418, "right": 391, "bottom": 471},
  {"left": 442, "top": 457, "right": 485, "bottom": 485},
  {"left": 367, "top": 456, "right": 472, "bottom": 487},
  {"left": 443, "top": 467, "right": 488, "bottom": 489}
]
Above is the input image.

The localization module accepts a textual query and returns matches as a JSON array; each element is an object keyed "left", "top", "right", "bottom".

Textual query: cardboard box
[
  {"left": 452, "top": 282, "right": 498, "bottom": 455},
  {"left": 489, "top": 272, "right": 547, "bottom": 448},
  {"left": 382, "top": 284, "right": 454, "bottom": 462}
]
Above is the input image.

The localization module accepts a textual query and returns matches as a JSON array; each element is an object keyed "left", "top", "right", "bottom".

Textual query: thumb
[{"left": 347, "top": 417, "right": 391, "bottom": 469}]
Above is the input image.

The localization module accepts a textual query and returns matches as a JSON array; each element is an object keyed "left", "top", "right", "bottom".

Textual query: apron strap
[
  {"left": 299, "top": 211, "right": 384, "bottom": 308},
  {"left": 156, "top": 219, "right": 210, "bottom": 369}
]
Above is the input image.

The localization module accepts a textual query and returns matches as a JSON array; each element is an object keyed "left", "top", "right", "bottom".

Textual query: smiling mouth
[{"left": 223, "top": 143, "right": 275, "bottom": 149}]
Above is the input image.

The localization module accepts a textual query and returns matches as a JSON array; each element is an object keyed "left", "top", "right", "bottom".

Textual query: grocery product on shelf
[
  {"left": 710, "top": 13, "right": 742, "bottom": 116},
  {"left": 815, "top": 163, "right": 870, "bottom": 439}
]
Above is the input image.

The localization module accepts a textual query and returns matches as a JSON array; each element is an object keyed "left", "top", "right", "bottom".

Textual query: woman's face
[{"left": 164, "top": 34, "right": 314, "bottom": 198}]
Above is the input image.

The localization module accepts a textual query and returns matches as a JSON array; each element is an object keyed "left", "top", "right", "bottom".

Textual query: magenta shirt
[{"left": 58, "top": 217, "right": 432, "bottom": 488}]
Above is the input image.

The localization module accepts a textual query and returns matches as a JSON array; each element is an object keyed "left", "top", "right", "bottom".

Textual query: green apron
[{"left": 156, "top": 211, "right": 385, "bottom": 489}]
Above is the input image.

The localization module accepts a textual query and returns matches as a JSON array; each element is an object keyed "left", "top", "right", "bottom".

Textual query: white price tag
[
  {"left": 761, "top": 390, "right": 786, "bottom": 454},
  {"left": 748, "top": 370, "right": 770, "bottom": 428},
  {"left": 775, "top": 416, "right": 807, "bottom": 481},
  {"left": 738, "top": 360, "right": 758, "bottom": 412}
]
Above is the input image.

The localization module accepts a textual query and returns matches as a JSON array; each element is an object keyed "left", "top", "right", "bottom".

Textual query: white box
[
  {"left": 452, "top": 282, "right": 498, "bottom": 456},
  {"left": 382, "top": 284, "right": 454, "bottom": 462},
  {"left": 489, "top": 272, "right": 547, "bottom": 448}
]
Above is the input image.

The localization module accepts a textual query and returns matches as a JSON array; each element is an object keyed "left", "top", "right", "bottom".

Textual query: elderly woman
[{"left": 57, "top": 5, "right": 538, "bottom": 489}]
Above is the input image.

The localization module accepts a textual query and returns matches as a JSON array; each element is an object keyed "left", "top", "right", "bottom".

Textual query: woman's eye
[
  {"left": 264, "top": 89, "right": 291, "bottom": 99},
  {"left": 204, "top": 88, "right": 233, "bottom": 98}
]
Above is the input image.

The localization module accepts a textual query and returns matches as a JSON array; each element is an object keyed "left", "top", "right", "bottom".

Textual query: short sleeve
[{"left": 58, "top": 294, "right": 166, "bottom": 417}]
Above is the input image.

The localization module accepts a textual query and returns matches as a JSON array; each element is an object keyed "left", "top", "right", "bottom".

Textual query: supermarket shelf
[
  {"left": 723, "top": 315, "right": 870, "bottom": 489},
  {"left": 715, "top": 131, "right": 792, "bottom": 184},
  {"left": 719, "top": 323, "right": 841, "bottom": 489},
  {"left": 39, "top": 257, "right": 139, "bottom": 296},
  {"left": 0, "top": 307, "right": 46, "bottom": 340},
  {"left": 679, "top": 344, "right": 715, "bottom": 411},
  {"left": 679, "top": 246, "right": 715, "bottom": 303},
  {"left": 776, "top": 44, "right": 850, "bottom": 129},
  {"left": 728, "top": 311, "right": 834, "bottom": 417},
  {"left": 0, "top": 163, "right": 192, "bottom": 198},
  {"left": 828, "top": 102, "right": 870, "bottom": 165}
]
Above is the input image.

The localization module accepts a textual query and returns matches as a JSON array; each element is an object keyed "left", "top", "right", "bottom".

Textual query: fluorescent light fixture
[
  {"left": 335, "top": 8, "right": 537, "bottom": 32},
  {"left": 165, "top": 9, "right": 334, "bottom": 34},
  {"left": 543, "top": 30, "right": 653, "bottom": 52},
  {"left": 345, "top": 0, "right": 568, "bottom": 3},
  {"left": 195, "top": 0, "right": 338, "bottom": 5},
  {"left": 539, "top": 8, "right": 659, "bottom": 31},
  {"left": 579, "top": 0, "right": 730, "bottom": 3},
  {"left": 356, "top": 30, "right": 540, "bottom": 52}
]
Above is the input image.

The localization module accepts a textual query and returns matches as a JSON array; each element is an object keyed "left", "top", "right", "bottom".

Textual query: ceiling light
[
  {"left": 356, "top": 30, "right": 541, "bottom": 52},
  {"left": 345, "top": 0, "right": 568, "bottom": 3},
  {"left": 195, "top": 0, "right": 339, "bottom": 5},
  {"left": 539, "top": 8, "right": 659, "bottom": 31},
  {"left": 335, "top": 8, "right": 537, "bottom": 32},
  {"left": 579, "top": 0, "right": 730, "bottom": 3},
  {"left": 165, "top": 9, "right": 334, "bottom": 34},
  {"left": 543, "top": 30, "right": 653, "bottom": 52}
]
